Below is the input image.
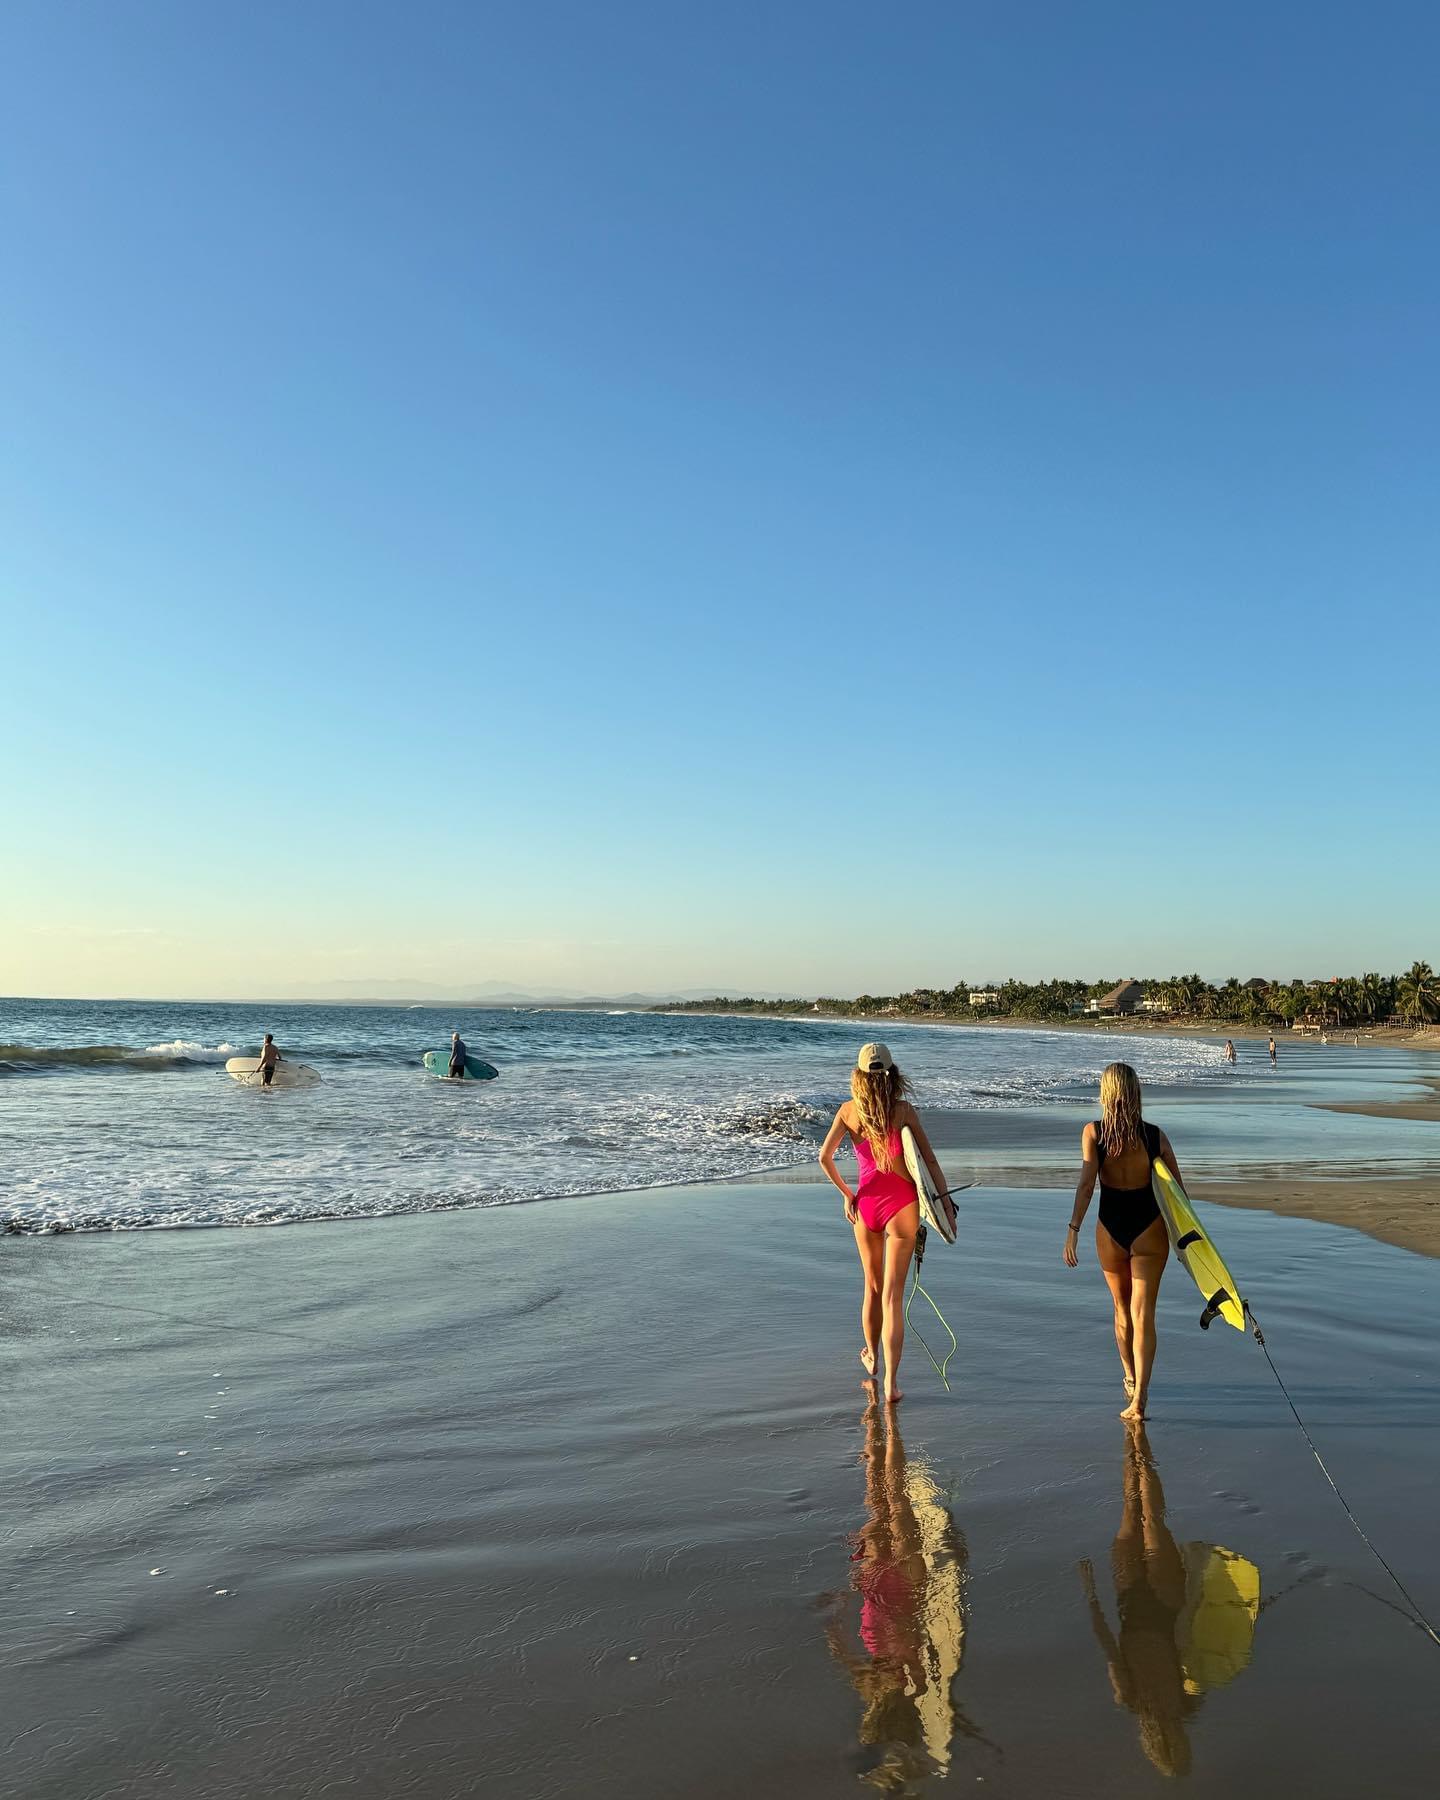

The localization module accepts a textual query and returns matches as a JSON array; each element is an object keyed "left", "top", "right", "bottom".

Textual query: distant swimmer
[
  {"left": 1065, "top": 1062, "right": 1183, "bottom": 1422},
  {"left": 1268, "top": 1035, "right": 1277, "bottom": 1066},
  {"left": 1224, "top": 1040, "right": 1236, "bottom": 1063},
  {"left": 818, "top": 1043, "right": 953, "bottom": 1406},
  {"left": 258, "top": 1033, "right": 282, "bottom": 1089},
  {"left": 448, "top": 1031, "right": 467, "bottom": 1079}
]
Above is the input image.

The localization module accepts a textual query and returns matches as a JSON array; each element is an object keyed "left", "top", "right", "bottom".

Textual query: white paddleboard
[
  {"left": 902, "top": 1124, "right": 957, "bottom": 1244},
  {"left": 225, "top": 1057, "right": 322, "bottom": 1089}
]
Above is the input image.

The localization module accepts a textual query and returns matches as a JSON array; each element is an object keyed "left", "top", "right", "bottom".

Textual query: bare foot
[
  {"left": 1123, "top": 1373, "right": 1136, "bottom": 1400},
  {"left": 1119, "top": 1397, "right": 1147, "bottom": 1422},
  {"left": 885, "top": 1383, "right": 904, "bottom": 1405},
  {"left": 860, "top": 1347, "right": 876, "bottom": 1378}
]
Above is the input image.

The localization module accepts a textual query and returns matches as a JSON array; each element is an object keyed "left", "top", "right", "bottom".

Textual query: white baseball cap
[{"left": 856, "top": 1042, "right": 894, "bottom": 1073}]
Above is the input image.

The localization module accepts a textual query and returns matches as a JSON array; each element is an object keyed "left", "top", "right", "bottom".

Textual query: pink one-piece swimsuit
[{"left": 853, "top": 1130, "right": 917, "bottom": 1232}]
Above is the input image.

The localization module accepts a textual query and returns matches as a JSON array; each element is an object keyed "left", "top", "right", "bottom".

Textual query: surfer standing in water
[
  {"left": 257, "top": 1033, "right": 281, "bottom": 1089},
  {"left": 819, "top": 1044, "right": 952, "bottom": 1404},
  {"left": 1065, "top": 1063, "right": 1181, "bottom": 1422}
]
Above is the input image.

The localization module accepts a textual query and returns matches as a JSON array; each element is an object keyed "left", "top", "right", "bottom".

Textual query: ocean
[{"left": 2, "top": 998, "right": 1434, "bottom": 1231}]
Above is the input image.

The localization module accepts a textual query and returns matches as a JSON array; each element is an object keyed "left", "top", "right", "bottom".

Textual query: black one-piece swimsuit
[{"left": 1095, "top": 1120, "right": 1162, "bottom": 1250}]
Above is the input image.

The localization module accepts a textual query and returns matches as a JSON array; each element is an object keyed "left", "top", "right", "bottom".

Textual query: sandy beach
[
  {"left": 1319, "top": 1076, "right": 1440, "bottom": 1123},
  {"left": 6, "top": 1181, "right": 1439, "bottom": 1800}
]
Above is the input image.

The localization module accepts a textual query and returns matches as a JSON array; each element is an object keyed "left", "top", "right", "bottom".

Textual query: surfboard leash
[
  {"left": 906, "top": 1227, "right": 958, "bottom": 1392},
  {"left": 1245, "top": 1303, "right": 1440, "bottom": 1650}
]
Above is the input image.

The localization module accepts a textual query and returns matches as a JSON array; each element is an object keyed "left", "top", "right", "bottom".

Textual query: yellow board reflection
[{"left": 1080, "top": 1423, "right": 1260, "bottom": 1777}]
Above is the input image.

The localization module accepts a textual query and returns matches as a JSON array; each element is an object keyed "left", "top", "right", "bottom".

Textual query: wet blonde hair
[
  {"left": 1099, "top": 1061, "right": 1144, "bottom": 1157},
  {"left": 850, "top": 1064, "right": 910, "bottom": 1170}
]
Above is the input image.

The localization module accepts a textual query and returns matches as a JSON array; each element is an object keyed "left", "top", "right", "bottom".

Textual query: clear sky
[{"left": 4, "top": 1, "right": 1437, "bottom": 999}]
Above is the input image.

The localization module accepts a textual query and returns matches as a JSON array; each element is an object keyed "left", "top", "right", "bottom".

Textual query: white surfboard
[
  {"left": 902, "top": 1124, "right": 957, "bottom": 1244},
  {"left": 225, "top": 1057, "right": 322, "bottom": 1089}
]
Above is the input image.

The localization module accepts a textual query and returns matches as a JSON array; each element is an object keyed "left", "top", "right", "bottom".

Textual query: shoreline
[
  {"left": 658, "top": 1007, "right": 1440, "bottom": 1052},
  {"left": 784, "top": 1161, "right": 1440, "bottom": 1263},
  {"left": 1317, "top": 1075, "right": 1440, "bottom": 1124}
]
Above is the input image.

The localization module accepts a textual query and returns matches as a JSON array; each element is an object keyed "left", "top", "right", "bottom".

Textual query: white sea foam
[{"left": 1, "top": 1002, "right": 1390, "bottom": 1234}]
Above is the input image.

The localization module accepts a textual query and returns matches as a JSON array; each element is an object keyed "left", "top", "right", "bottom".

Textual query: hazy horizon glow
[{"left": 5, "top": 2, "right": 1437, "bottom": 1001}]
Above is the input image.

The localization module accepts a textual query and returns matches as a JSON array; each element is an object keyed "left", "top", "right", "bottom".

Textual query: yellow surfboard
[{"left": 1151, "top": 1158, "right": 1246, "bottom": 1331}]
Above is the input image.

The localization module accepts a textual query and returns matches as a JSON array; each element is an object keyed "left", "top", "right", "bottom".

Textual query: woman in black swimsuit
[{"left": 1063, "top": 1063, "right": 1181, "bottom": 1421}]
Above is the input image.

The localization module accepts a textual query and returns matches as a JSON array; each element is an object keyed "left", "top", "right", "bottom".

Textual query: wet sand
[
  {"left": 1318, "top": 1076, "right": 1440, "bottom": 1124},
  {"left": 763, "top": 1101, "right": 1440, "bottom": 1262},
  {"left": 1203, "top": 1174, "right": 1440, "bottom": 1261},
  {"left": 6, "top": 1184, "right": 1439, "bottom": 1799}
]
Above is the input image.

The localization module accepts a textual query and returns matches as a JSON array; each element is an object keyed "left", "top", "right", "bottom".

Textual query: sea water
[{"left": 1, "top": 999, "right": 1433, "bottom": 1230}]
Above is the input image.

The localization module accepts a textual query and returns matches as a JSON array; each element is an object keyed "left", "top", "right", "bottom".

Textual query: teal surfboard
[{"left": 422, "top": 1050, "right": 499, "bottom": 1081}]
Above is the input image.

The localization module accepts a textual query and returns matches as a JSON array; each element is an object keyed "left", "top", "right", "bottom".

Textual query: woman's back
[{"left": 1095, "top": 1125, "right": 1156, "bottom": 1193}]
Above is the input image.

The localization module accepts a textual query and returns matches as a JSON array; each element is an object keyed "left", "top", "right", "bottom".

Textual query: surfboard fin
[{"left": 1200, "top": 1289, "right": 1232, "bottom": 1330}]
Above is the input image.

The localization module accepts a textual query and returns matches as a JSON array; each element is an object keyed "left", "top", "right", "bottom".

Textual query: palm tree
[
  {"left": 1397, "top": 962, "right": 1439, "bottom": 1025},
  {"left": 1172, "top": 975, "right": 1199, "bottom": 1014},
  {"left": 1334, "top": 978, "right": 1362, "bottom": 1026}
]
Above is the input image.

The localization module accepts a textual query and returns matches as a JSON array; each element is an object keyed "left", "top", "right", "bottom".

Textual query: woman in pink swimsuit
[{"left": 819, "top": 1043, "right": 952, "bottom": 1403}]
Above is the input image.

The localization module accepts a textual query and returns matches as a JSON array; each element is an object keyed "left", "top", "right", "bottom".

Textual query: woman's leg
[
  {"left": 853, "top": 1215, "right": 886, "bottom": 1379},
  {"left": 880, "top": 1205, "right": 920, "bottom": 1402},
  {"left": 1121, "top": 1217, "right": 1170, "bottom": 1422},
  {"left": 1095, "top": 1226, "right": 1136, "bottom": 1395}
]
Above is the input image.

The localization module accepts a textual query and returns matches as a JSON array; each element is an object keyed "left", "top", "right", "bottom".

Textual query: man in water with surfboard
[
  {"left": 448, "top": 1031, "right": 467, "bottom": 1079},
  {"left": 258, "top": 1033, "right": 281, "bottom": 1089}
]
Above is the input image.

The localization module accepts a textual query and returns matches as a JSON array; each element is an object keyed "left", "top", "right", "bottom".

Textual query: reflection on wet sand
[
  {"left": 824, "top": 1401, "right": 988, "bottom": 1791},
  {"left": 1081, "top": 1424, "right": 1260, "bottom": 1777}
]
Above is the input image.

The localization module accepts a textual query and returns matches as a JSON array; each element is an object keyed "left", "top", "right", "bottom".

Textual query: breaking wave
[{"left": 0, "top": 1042, "right": 235, "bottom": 1076}]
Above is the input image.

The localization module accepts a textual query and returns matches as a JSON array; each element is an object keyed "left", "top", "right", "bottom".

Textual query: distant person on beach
[
  {"left": 1224, "top": 1040, "right": 1236, "bottom": 1063},
  {"left": 819, "top": 1043, "right": 952, "bottom": 1405},
  {"left": 1268, "top": 1035, "right": 1277, "bottom": 1066},
  {"left": 448, "top": 1030, "right": 467, "bottom": 1078},
  {"left": 258, "top": 1033, "right": 281, "bottom": 1088},
  {"left": 1065, "top": 1063, "right": 1182, "bottom": 1422}
]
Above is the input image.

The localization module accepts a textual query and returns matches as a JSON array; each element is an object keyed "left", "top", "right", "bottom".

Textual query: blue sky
[{"left": 3, "top": 1, "right": 1436, "bottom": 998}]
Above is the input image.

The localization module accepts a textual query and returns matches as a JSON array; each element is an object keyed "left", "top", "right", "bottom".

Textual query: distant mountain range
[{"left": 272, "top": 979, "right": 798, "bottom": 1008}]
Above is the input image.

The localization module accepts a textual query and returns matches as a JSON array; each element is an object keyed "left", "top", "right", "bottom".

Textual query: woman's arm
[
  {"left": 818, "top": 1107, "right": 858, "bottom": 1224},
  {"left": 1158, "top": 1130, "right": 1184, "bottom": 1191},
  {"left": 1065, "top": 1124, "right": 1101, "bottom": 1266}
]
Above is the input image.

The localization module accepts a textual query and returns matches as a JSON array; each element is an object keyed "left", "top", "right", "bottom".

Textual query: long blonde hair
[
  {"left": 1098, "top": 1062, "right": 1144, "bottom": 1157},
  {"left": 851, "top": 1065, "right": 910, "bottom": 1170}
]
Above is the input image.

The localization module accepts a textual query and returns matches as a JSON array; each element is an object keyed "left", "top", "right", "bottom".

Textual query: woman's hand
[
  {"left": 843, "top": 1195, "right": 858, "bottom": 1225},
  {"left": 1063, "top": 1225, "right": 1080, "bottom": 1267}
]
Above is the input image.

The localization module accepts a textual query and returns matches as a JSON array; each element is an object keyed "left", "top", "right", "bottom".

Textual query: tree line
[{"left": 662, "top": 963, "right": 1439, "bottom": 1027}]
